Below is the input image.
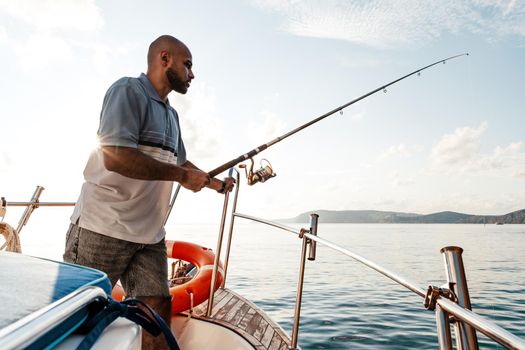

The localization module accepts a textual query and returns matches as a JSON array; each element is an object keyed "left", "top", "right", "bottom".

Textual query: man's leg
[
  {"left": 121, "top": 239, "right": 172, "bottom": 350},
  {"left": 63, "top": 223, "right": 135, "bottom": 286}
]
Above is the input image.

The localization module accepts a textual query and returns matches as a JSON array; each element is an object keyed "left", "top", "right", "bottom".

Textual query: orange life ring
[{"left": 111, "top": 240, "right": 224, "bottom": 315}]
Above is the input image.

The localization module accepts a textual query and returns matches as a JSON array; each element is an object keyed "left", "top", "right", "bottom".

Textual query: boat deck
[{"left": 188, "top": 288, "right": 291, "bottom": 350}]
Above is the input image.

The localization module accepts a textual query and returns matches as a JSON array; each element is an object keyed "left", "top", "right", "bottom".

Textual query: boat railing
[
  {"left": 206, "top": 170, "right": 525, "bottom": 350},
  {"left": 0, "top": 286, "right": 107, "bottom": 349},
  {"left": 5, "top": 182, "right": 525, "bottom": 349}
]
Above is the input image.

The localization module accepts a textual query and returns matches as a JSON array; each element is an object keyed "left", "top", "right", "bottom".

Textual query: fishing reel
[{"left": 239, "top": 158, "right": 276, "bottom": 186}]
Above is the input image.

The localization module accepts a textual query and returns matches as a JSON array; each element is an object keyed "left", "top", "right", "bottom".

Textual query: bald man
[{"left": 64, "top": 35, "right": 234, "bottom": 349}]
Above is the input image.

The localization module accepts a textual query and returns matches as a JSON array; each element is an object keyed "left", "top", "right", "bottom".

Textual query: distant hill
[{"left": 282, "top": 209, "right": 525, "bottom": 224}]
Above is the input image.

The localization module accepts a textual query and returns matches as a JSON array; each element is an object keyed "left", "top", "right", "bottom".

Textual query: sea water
[
  {"left": 167, "top": 223, "right": 525, "bottom": 349},
  {"left": 20, "top": 220, "right": 525, "bottom": 349}
]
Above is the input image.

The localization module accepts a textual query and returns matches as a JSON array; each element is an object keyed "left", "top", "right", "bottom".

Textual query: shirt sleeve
[{"left": 97, "top": 80, "right": 147, "bottom": 148}]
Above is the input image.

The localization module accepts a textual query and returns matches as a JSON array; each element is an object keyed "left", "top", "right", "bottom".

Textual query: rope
[
  {"left": 0, "top": 222, "right": 22, "bottom": 253},
  {"left": 76, "top": 298, "right": 180, "bottom": 350}
]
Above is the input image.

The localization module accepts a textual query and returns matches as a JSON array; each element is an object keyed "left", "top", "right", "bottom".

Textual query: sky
[{"left": 0, "top": 0, "right": 524, "bottom": 231}]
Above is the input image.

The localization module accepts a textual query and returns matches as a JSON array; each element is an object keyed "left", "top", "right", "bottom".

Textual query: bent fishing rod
[{"left": 209, "top": 53, "right": 469, "bottom": 183}]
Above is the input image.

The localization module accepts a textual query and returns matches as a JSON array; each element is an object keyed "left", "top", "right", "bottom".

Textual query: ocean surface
[{"left": 21, "top": 222, "right": 525, "bottom": 349}]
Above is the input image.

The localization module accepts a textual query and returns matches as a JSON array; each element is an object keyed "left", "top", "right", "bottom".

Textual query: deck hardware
[
  {"left": 298, "top": 228, "right": 308, "bottom": 239},
  {"left": 424, "top": 285, "right": 456, "bottom": 311},
  {"left": 308, "top": 214, "right": 318, "bottom": 261}
]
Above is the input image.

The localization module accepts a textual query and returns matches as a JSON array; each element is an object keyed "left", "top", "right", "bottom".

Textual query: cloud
[
  {"left": 1, "top": 1, "right": 107, "bottom": 71},
  {"left": 252, "top": 0, "right": 525, "bottom": 48},
  {"left": 350, "top": 112, "right": 364, "bottom": 122},
  {"left": 431, "top": 122, "right": 487, "bottom": 167},
  {"left": 0, "top": 26, "right": 7, "bottom": 44},
  {"left": 71, "top": 41, "right": 130, "bottom": 74},
  {"left": 390, "top": 171, "right": 416, "bottom": 187},
  {"left": 257, "top": 111, "right": 287, "bottom": 140},
  {"left": 513, "top": 171, "right": 525, "bottom": 179},
  {"left": 431, "top": 122, "right": 525, "bottom": 173},
  {"left": 0, "top": 151, "right": 14, "bottom": 173},
  {"left": 380, "top": 143, "right": 421, "bottom": 159},
  {"left": 0, "top": 0, "right": 103, "bottom": 32},
  {"left": 245, "top": 110, "right": 288, "bottom": 147},
  {"left": 170, "top": 83, "right": 223, "bottom": 159},
  {"left": 14, "top": 32, "right": 73, "bottom": 70}
]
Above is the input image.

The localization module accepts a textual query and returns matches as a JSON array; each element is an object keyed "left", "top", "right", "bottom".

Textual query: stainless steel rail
[
  {"left": 222, "top": 168, "right": 241, "bottom": 287},
  {"left": 302, "top": 230, "right": 426, "bottom": 297},
  {"left": 232, "top": 212, "right": 525, "bottom": 350},
  {"left": 233, "top": 213, "right": 305, "bottom": 235},
  {"left": 437, "top": 298, "right": 525, "bottom": 350},
  {"left": 5, "top": 202, "right": 75, "bottom": 207},
  {"left": 0, "top": 286, "right": 107, "bottom": 349}
]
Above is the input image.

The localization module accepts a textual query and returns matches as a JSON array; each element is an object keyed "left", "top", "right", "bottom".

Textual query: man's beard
[{"left": 166, "top": 68, "right": 187, "bottom": 94}]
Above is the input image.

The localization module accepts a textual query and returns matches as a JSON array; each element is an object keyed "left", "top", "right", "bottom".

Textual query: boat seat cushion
[{"left": 0, "top": 251, "right": 111, "bottom": 330}]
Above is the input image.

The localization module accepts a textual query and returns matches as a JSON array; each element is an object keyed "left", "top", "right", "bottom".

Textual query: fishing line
[{"left": 209, "top": 53, "right": 469, "bottom": 180}]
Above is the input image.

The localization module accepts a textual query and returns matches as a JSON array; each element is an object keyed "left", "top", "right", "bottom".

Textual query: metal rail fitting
[{"left": 424, "top": 285, "right": 456, "bottom": 350}]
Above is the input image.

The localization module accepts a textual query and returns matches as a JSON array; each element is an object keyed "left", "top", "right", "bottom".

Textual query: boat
[{"left": 2, "top": 176, "right": 525, "bottom": 349}]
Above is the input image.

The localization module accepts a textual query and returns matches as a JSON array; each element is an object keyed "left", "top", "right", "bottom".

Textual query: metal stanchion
[
  {"left": 222, "top": 169, "right": 240, "bottom": 287},
  {"left": 290, "top": 213, "right": 318, "bottom": 349},
  {"left": 308, "top": 214, "right": 318, "bottom": 261},
  {"left": 436, "top": 304, "right": 453, "bottom": 350},
  {"left": 16, "top": 186, "right": 44, "bottom": 234},
  {"left": 441, "top": 246, "right": 479, "bottom": 350},
  {"left": 206, "top": 191, "right": 230, "bottom": 317}
]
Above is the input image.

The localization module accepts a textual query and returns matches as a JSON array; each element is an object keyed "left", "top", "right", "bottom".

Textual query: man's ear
[{"left": 160, "top": 51, "right": 169, "bottom": 65}]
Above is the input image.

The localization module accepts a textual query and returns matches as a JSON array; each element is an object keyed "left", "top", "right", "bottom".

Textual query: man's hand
[
  {"left": 180, "top": 168, "right": 211, "bottom": 192},
  {"left": 209, "top": 176, "right": 236, "bottom": 194}
]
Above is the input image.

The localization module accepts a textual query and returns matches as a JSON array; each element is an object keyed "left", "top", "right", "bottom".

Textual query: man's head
[{"left": 147, "top": 35, "right": 194, "bottom": 96}]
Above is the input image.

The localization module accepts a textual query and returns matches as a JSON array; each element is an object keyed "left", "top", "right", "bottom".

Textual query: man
[{"left": 64, "top": 35, "right": 234, "bottom": 349}]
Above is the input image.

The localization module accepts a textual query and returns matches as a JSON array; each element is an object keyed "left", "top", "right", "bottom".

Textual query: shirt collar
[{"left": 138, "top": 73, "right": 170, "bottom": 106}]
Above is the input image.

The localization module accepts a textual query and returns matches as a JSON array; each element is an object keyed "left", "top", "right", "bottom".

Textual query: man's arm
[{"left": 102, "top": 146, "right": 210, "bottom": 192}]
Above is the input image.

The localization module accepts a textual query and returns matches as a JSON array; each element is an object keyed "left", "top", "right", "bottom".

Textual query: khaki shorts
[{"left": 63, "top": 223, "right": 170, "bottom": 298}]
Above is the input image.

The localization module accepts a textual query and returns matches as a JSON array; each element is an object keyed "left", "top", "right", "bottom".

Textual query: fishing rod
[{"left": 209, "top": 53, "right": 469, "bottom": 183}]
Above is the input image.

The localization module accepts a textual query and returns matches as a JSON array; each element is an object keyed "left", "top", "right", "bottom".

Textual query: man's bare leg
[{"left": 137, "top": 296, "right": 172, "bottom": 350}]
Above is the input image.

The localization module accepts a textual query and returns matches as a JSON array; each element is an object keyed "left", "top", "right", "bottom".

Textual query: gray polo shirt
[{"left": 71, "top": 73, "right": 186, "bottom": 244}]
